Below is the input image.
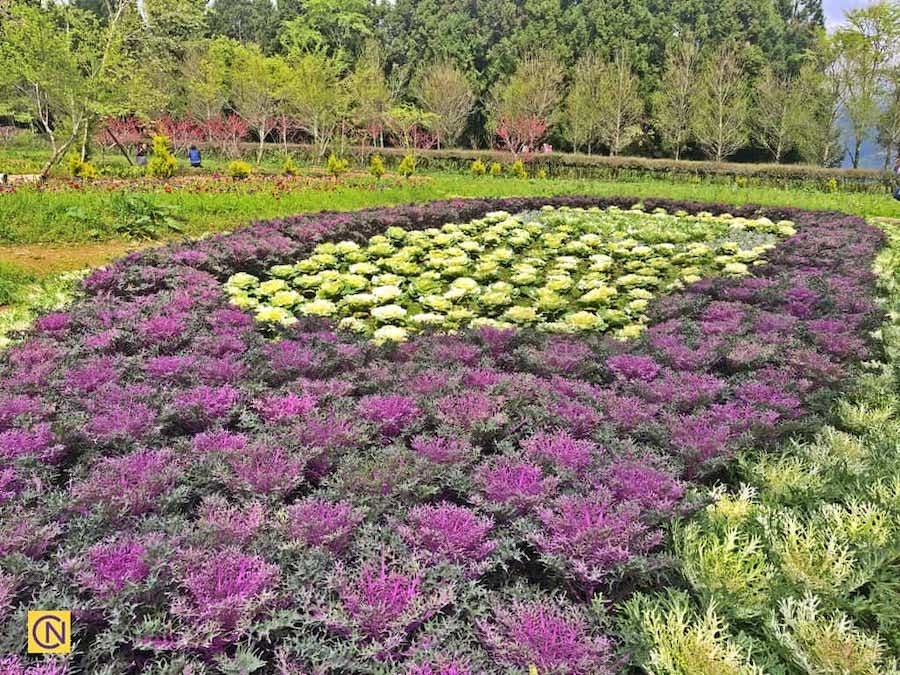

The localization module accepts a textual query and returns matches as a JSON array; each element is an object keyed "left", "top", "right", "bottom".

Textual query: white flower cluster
[{"left": 226, "top": 205, "right": 794, "bottom": 342}]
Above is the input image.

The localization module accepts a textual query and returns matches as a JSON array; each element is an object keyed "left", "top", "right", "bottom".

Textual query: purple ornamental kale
[
  {"left": 399, "top": 502, "right": 497, "bottom": 572},
  {"left": 606, "top": 354, "right": 661, "bottom": 382},
  {"left": 34, "top": 312, "right": 71, "bottom": 333},
  {"left": 479, "top": 600, "right": 613, "bottom": 674},
  {"left": 605, "top": 461, "right": 684, "bottom": 514},
  {"left": 192, "top": 429, "right": 248, "bottom": 454},
  {"left": 0, "top": 571, "right": 17, "bottom": 613},
  {"left": 522, "top": 430, "right": 596, "bottom": 473},
  {"left": 0, "top": 468, "right": 20, "bottom": 504},
  {"left": 332, "top": 558, "right": 453, "bottom": 654},
  {"left": 549, "top": 399, "right": 601, "bottom": 438},
  {"left": 199, "top": 497, "right": 266, "bottom": 547},
  {"left": 228, "top": 445, "right": 305, "bottom": 496},
  {"left": 667, "top": 412, "right": 736, "bottom": 475},
  {"left": 287, "top": 498, "right": 363, "bottom": 553},
  {"left": 74, "top": 539, "right": 151, "bottom": 597},
  {"left": 143, "top": 355, "right": 197, "bottom": 380},
  {"left": 406, "top": 661, "right": 473, "bottom": 675},
  {"left": 71, "top": 449, "right": 177, "bottom": 518},
  {"left": 0, "top": 424, "right": 63, "bottom": 463},
  {"left": 253, "top": 392, "right": 317, "bottom": 422},
  {"left": 0, "top": 395, "right": 44, "bottom": 429},
  {"left": 410, "top": 435, "right": 475, "bottom": 465},
  {"left": 537, "top": 338, "right": 595, "bottom": 374},
  {"left": 174, "top": 550, "right": 280, "bottom": 647},
  {"left": 358, "top": 395, "right": 420, "bottom": 438},
  {"left": 477, "top": 459, "right": 559, "bottom": 513},
  {"left": 0, "top": 656, "right": 69, "bottom": 675},
  {"left": 139, "top": 315, "right": 185, "bottom": 345},
  {"left": 533, "top": 494, "right": 659, "bottom": 596},
  {"left": 436, "top": 392, "right": 498, "bottom": 429}
]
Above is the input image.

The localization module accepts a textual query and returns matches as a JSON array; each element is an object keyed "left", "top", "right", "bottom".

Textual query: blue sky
[{"left": 823, "top": 0, "right": 872, "bottom": 29}]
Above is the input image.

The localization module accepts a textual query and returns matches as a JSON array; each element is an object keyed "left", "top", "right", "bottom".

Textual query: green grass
[
  {"left": 0, "top": 260, "right": 35, "bottom": 305},
  {"left": 2, "top": 173, "right": 899, "bottom": 245}
]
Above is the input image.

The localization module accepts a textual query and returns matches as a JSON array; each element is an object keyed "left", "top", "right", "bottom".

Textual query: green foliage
[
  {"left": 771, "top": 595, "right": 892, "bottom": 675},
  {"left": 65, "top": 154, "right": 96, "bottom": 180},
  {"left": 624, "top": 218, "right": 900, "bottom": 674},
  {"left": 471, "top": 159, "right": 487, "bottom": 176},
  {"left": 227, "top": 160, "right": 252, "bottom": 180},
  {"left": 397, "top": 153, "right": 416, "bottom": 178},
  {"left": 110, "top": 194, "right": 184, "bottom": 241},
  {"left": 536, "top": 168, "right": 547, "bottom": 179},
  {"left": 146, "top": 135, "right": 178, "bottom": 178},
  {"left": 282, "top": 156, "right": 299, "bottom": 176},
  {"left": 489, "top": 162, "right": 503, "bottom": 177},
  {"left": 0, "top": 269, "right": 85, "bottom": 349},
  {"left": 326, "top": 153, "right": 349, "bottom": 178},
  {"left": 0, "top": 262, "right": 35, "bottom": 306},
  {"left": 510, "top": 159, "right": 528, "bottom": 179},
  {"left": 368, "top": 154, "right": 385, "bottom": 179},
  {"left": 620, "top": 590, "right": 763, "bottom": 675},
  {"left": 0, "top": 175, "right": 896, "bottom": 246}
]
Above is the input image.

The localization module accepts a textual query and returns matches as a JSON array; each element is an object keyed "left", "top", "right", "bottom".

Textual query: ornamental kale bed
[{"left": 0, "top": 197, "right": 885, "bottom": 674}]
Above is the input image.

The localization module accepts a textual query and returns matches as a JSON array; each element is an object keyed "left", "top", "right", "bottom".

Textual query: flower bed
[
  {"left": 0, "top": 197, "right": 885, "bottom": 672},
  {"left": 227, "top": 206, "right": 792, "bottom": 341}
]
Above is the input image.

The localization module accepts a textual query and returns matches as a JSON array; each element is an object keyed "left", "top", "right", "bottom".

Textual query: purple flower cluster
[
  {"left": 0, "top": 197, "right": 883, "bottom": 671},
  {"left": 479, "top": 600, "right": 613, "bottom": 673}
]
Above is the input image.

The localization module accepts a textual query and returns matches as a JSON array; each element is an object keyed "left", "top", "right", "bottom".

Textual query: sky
[{"left": 823, "top": 0, "right": 874, "bottom": 30}]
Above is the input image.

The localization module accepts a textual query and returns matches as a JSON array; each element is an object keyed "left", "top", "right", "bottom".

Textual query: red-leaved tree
[
  {"left": 201, "top": 115, "right": 249, "bottom": 157},
  {"left": 495, "top": 115, "right": 548, "bottom": 156}
]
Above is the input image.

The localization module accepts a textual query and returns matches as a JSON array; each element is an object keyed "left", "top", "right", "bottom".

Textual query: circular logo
[{"left": 31, "top": 614, "right": 67, "bottom": 650}]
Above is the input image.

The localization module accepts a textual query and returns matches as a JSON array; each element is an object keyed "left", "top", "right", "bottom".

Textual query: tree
[
  {"left": 566, "top": 51, "right": 605, "bottom": 154},
  {"left": 652, "top": 40, "right": 699, "bottom": 160},
  {"left": 385, "top": 104, "right": 438, "bottom": 153},
  {"left": 877, "top": 67, "right": 900, "bottom": 168},
  {"left": 692, "top": 44, "right": 749, "bottom": 162},
  {"left": 181, "top": 38, "right": 233, "bottom": 122},
  {"left": 279, "top": 50, "right": 348, "bottom": 160},
  {"left": 278, "top": 0, "right": 374, "bottom": 67},
  {"left": 345, "top": 40, "right": 393, "bottom": 147},
  {"left": 417, "top": 62, "right": 474, "bottom": 149},
  {"left": 229, "top": 44, "right": 282, "bottom": 163},
  {"left": 0, "top": 1, "right": 137, "bottom": 176},
  {"left": 752, "top": 67, "right": 805, "bottom": 162},
  {"left": 831, "top": 1, "right": 900, "bottom": 167},
  {"left": 592, "top": 51, "right": 644, "bottom": 156},
  {"left": 793, "top": 60, "right": 844, "bottom": 166},
  {"left": 488, "top": 51, "right": 564, "bottom": 152}
]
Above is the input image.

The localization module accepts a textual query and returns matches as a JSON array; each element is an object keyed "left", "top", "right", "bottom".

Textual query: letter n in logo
[{"left": 27, "top": 611, "right": 71, "bottom": 654}]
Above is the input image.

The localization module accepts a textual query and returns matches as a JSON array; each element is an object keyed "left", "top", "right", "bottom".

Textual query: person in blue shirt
[{"left": 188, "top": 145, "right": 202, "bottom": 168}]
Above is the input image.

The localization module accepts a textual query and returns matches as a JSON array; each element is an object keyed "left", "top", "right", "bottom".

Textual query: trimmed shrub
[{"left": 146, "top": 135, "right": 177, "bottom": 178}]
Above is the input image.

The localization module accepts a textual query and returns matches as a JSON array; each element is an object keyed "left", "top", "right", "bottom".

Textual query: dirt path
[{"left": 0, "top": 241, "right": 146, "bottom": 276}]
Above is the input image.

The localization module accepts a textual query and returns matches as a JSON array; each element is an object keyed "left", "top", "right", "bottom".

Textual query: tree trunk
[
  {"left": 41, "top": 125, "right": 81, "bottom": 179},
  {"left": 80, "top": 124, "right": 90, "bottom": 162},
  {"left": 852, "top": 138, "right": 862, "bottom": 169},
  {"left": 257, "top": 125, "right": 265, "bottom": 164},
  {"left": 106, "top": 127, "right": 133, "bottom": 165}
]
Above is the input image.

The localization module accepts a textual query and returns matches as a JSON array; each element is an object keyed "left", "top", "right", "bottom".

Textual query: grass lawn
[{"left": 2, "top": 173, "right": 899, "bottom": 248}]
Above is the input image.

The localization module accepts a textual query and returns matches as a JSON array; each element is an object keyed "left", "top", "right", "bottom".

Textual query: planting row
[
  {"left": 622, "top": 221, "right": 900, "bottom": 673},
  {"left": 0, "top": 197, "right": 885, "bottom": 672}
]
